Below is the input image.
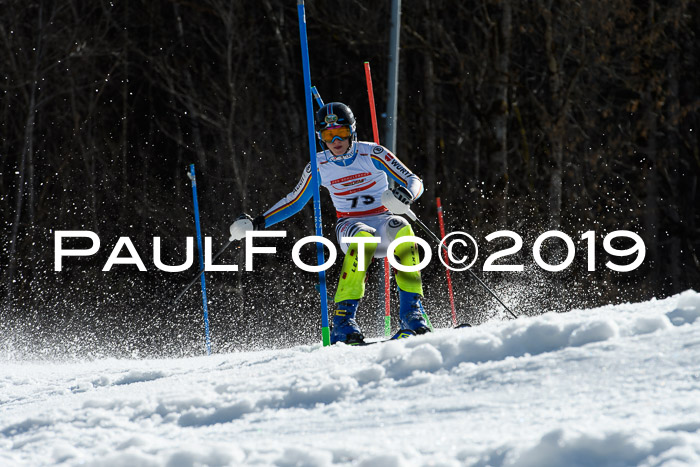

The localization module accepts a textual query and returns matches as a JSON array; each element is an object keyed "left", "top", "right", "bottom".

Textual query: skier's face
[{"left": 320, "top": 125, "right": 352, "bottom": 156}]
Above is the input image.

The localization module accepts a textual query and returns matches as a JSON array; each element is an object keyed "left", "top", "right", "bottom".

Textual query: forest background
[{"left": 1, "top": 0, "right": 698, "bottom": 356}]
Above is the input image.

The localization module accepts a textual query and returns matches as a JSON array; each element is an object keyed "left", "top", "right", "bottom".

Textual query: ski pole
[
  {"left": 436, "top": 197, "right": 458, "bottom": 326},
  {"left": 404, "top": 208, "right": 518, "bottom": 319},
  {"left": 311, "top": 86, "right": 324, "bottom": 108},
  {"left": 174, "top": 239, "right": 233, "bottom": 304}
]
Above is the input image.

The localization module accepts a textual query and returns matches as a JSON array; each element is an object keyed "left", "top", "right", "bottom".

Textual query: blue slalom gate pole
[
  {"left": 187, "top": 164, "right": 212, "bottom": 355},
  {"left": 298, "top": 1, "right": 331, "bottom": 346}
]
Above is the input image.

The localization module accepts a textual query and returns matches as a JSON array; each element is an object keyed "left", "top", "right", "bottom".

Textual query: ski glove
[
  {"left": 229, "top": 214, "right": 265, "bottom": 241},
  {"left": 381, "top": 185, "right": 414, "bottom": 215}
]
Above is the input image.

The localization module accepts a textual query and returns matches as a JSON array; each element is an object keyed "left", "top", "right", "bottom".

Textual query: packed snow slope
[{"left": 2, "top": 291, "right": 700, "bottom": 466}]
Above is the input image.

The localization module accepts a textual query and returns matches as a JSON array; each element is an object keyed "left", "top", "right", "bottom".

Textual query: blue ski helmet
[{"left": 315, "top": 102, "right": 357, "bottom": 137}]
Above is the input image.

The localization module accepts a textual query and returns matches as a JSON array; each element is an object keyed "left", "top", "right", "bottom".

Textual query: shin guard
[
  {"left": 393, "top": 224, "right": 424, "bottom": 296},
  {"left": 334, "top": 231, "right": 378, "bottom": 303}
]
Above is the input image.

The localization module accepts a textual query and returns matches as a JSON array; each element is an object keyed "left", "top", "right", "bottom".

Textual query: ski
[{"left": 338, "top": 323, "right": 472, "bottom": 346}]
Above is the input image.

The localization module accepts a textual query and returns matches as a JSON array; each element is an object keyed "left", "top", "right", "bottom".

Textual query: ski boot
[
  {"left": 398, "top": 288, "right": 431, "bottom": 335},
  {"left": 330, "top": 299, "right": 365, "bottom": 345}
]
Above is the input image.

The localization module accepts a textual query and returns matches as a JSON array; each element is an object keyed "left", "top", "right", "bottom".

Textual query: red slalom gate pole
[
  {"left": 364, "top": 63, "right": 380, "bottom": 142},
  {"left": 365, "top": 61, "right": 392, "bottom": 337},
  {"left": 436, "top": 197, "right": 458, "bottom": 326}
]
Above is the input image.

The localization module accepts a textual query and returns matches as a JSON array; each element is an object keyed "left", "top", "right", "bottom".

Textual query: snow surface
[{"left": 2, "top": 290, "right": 700, "bottom": 466}]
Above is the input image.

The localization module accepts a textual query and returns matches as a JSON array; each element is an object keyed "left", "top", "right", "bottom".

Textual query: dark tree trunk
[{"left": 492, "top": 0, "right": 511, "bottom": 226}]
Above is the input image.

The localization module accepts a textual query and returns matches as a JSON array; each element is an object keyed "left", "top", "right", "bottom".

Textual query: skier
[{"left": 229, "top": 102, "right": 429, "bottom": 344}]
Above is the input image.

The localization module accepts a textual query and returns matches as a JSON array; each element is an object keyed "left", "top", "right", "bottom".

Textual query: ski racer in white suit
[{"left": 229, "top": 102, "right": 430, "bottom": 344}]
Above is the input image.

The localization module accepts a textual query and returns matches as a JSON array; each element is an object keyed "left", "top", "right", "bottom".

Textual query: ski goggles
[{"left": 319, "top": 126, "right": 352, "bottom": 143}]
